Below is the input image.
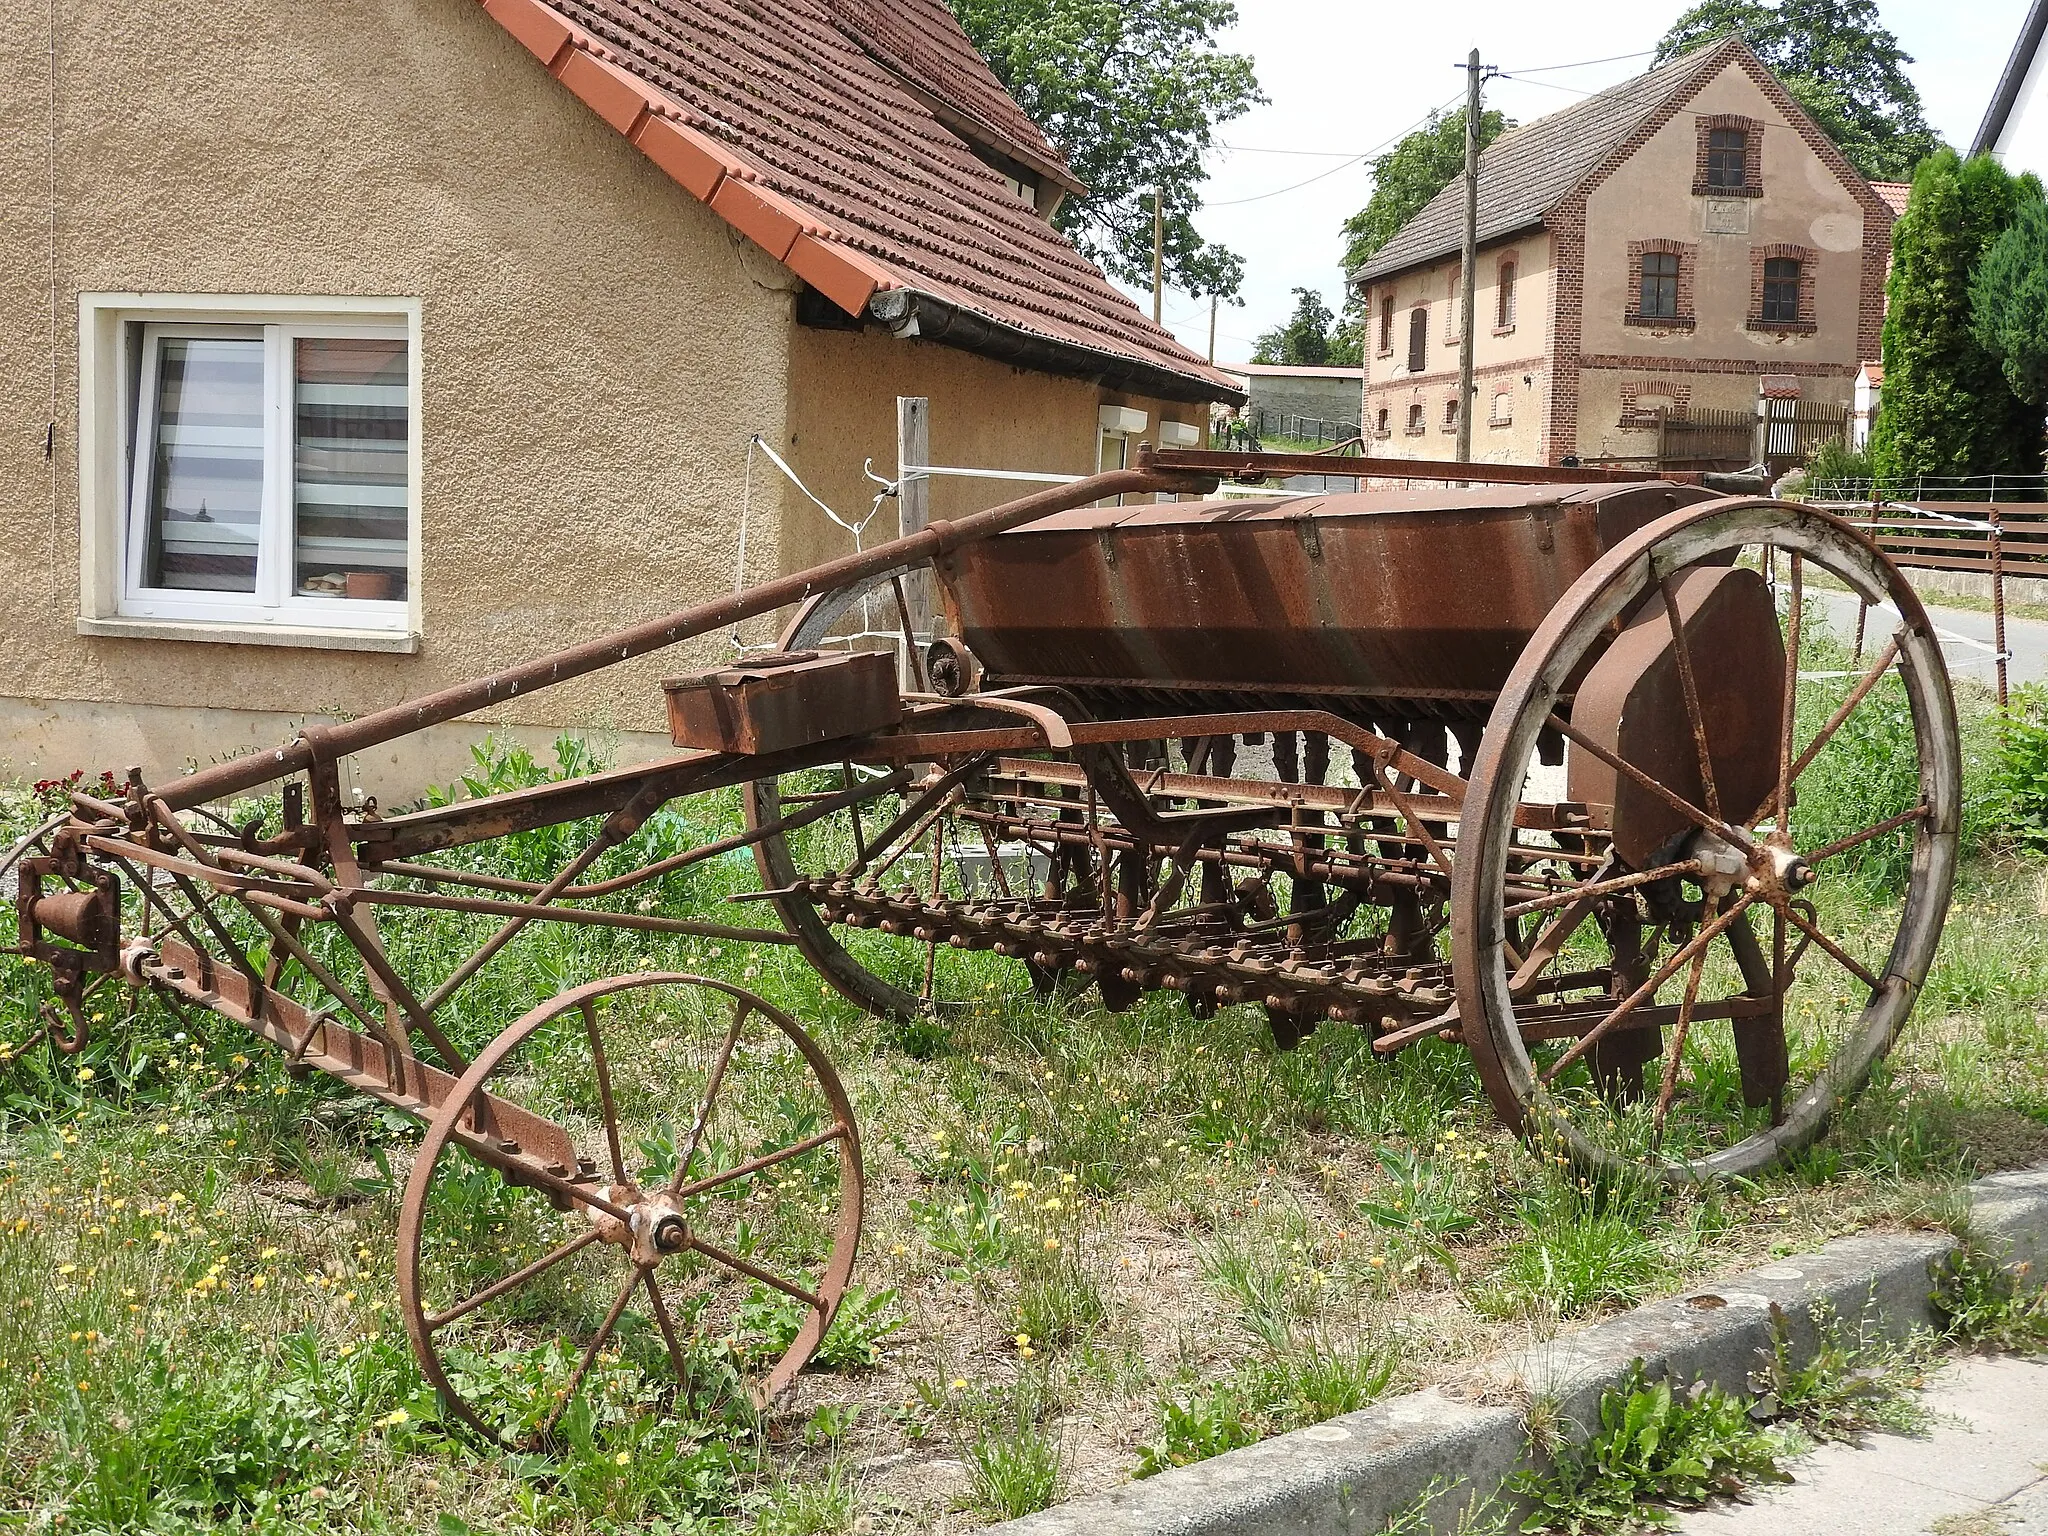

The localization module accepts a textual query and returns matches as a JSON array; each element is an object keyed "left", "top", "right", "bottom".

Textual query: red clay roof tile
[{"left": 476, "top": 0, "right": 1235, "bottom": 401}]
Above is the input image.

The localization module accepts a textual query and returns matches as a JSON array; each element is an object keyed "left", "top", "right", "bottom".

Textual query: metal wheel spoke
[
  {"left": 538, "top": 1262, "right": 648, "bottom": 1439},
  {"left": 1805, "top": 803, "right": 1928, "bottom": 864},
  {"left": 1504, "top": 859, "right": 1702, "bottom": 921},
  {"left": 1775, "top": 552, "right": 1802, "bottom": 836},
  {"left": 1783, "top": 905, "right": 1881, "bottom": 992},
  {"left": 1542, "top": 897, "right": 1754, "bottom": 1085},
  {"left": 583, "top": 999, "right": 626, "bottom": 1183},
  {"left": 1549, "top": 714, "right": 1754, "bottom": 856},
  {"left": 689, "top": 1236, "right": 824, "bottom": 1311},
  {"left": 1758, "top": 637, "right": 1900, "bottom": 824},
  {"left": 1662, "top": 576, "right": 1721, "bottom": 822},
  {"left": 669, "top": 999, "right": 751, "bottom": 1194},
  {"left": 642, "top": 1271, "right": 693, "bottom": 1389},
  {"left": 1652, "top": 945, "right": 1709, "bottom": 1133},
  {"left": 671, "top": 1124, "right": 846, "bottom": 1203},
  {"left": 425, "top": 1228, "right": 605, "bottom": 1331}
]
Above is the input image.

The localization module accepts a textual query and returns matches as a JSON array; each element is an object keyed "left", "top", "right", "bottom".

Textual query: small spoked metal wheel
[
  {"left": 1453, "top": 498, "right": 1960, "bottom": 1183},
  {"left": 397, "top": 974, "right": 862, "bottom": 1447}
]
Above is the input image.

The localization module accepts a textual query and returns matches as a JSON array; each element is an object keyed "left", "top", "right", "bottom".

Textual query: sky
[{"left": 1120, "top": 0, "right": 2035, "bottom": 364}]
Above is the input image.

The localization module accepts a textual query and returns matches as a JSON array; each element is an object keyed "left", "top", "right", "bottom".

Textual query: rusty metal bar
[
  {"left": 1144, "top": 446, "right": 1701, "bottom": 486},
  {"left": 157, "top": 466, "right": 1210, "bottom": 812}
]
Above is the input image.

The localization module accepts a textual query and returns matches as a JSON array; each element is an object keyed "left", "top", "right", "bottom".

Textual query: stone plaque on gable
[{"left": 1703, "top": 198, "right": 1751, "bottom": 235}]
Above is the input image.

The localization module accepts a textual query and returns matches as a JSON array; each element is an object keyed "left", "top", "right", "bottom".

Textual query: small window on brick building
[
  {"left": 1442, "top": 397, "right": 1459, "bottom": 430},
  {"left": 1496, "top": 261, "right": 1517, "bottom": 329},
  {"left": 1406, "top": 402, "right": 1425, "bottom": 434},
  {"left": 1375, "top": 406, "right": 1390, "bottom": 437},
  {"left": 1407, "top": 307, "right": 1428, "bottom": 373},
  {"left": 1490, "top": 390, "right": 1512, "bottom": 425},
  {"left": 1378, "top": 291, "right": 1395, "bottom": 354},
  {"left": 1640, "top": 252, "right": 1680, "bottom": 320},
  {"left": 1706, "top": 127, "right": 1748, "bottom": 189},
  {"left": 1761, "top": 257, "right": 1801, "bottom": 323}
]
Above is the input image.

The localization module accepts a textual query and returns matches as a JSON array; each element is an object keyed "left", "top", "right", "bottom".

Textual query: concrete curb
[{"left": 988, "top": 1164, "right": 2048, "bottom": 1536}]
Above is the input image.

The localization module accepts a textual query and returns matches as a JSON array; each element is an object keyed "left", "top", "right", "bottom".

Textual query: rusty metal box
[{"left": 662, "top": 649, "right": 901, "bottom": 756}]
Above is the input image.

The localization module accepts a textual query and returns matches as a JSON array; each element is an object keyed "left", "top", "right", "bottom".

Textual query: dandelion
[
  {"left": 374, "top": 1408, "right": 409, "bottom": 1428},
  {"left": 950, "top": 1378, "right": 968, "bottom": 1391},
  {"left": 1043, "top": 1238, "right": 1060, "bottom": 1251},
  {"left": 614, "top": 1450, "right": 631, "bottom": 1466},
  {"left": 75, "top": 1068, "right": 94, "bottom": 1083}
]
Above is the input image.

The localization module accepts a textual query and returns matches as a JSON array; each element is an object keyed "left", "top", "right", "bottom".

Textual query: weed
[
  {"left": 967, "top": 1420, "right": 1065, "bottom": 1519},
  {"left": 1508, "top": 1364, "right": 1789, "bottom": 1532},
  {"left": 1747, "top": 1301, "right": 1936, "bottom": 1439},
  {"left": 1134, "top": 1386, "right": 1258, "bottom": 1476},
  {"left": 744, "top": 1283, "right": 902, "bottom": 1369},
  {"left": 1932, "top": 1247, "right": 2048, "bottom": 1351}
]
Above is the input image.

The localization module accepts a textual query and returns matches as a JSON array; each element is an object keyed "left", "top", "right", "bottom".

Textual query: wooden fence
[{"left": 1835, "top": 501, "right": 2048, "bottom": 706}]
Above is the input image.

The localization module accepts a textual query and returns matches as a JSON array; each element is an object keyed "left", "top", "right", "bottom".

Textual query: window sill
[
  {"left": 1692, "top": 182, "right": 1762, "bottom": 198},
  {"left": 1403, "top": 427, "right": 1427, "bottom": 437},
  {"left": 1623, "top": 313, "right": 1696, "bottom": 330},
  {"left": 1493, "top": 324, "right": 1516, "bottom": 337},
  {"left": 1488, "top": 418, "right": 1514, "bottom": 428},
  {"left": 1747, "top": 319, "right": 1817, "bottom": 335},
  {"left": 78, "top": 616, "right": 421, "bottom": 653}
]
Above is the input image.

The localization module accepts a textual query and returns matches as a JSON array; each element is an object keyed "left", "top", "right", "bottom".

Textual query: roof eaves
[
  {"left": 1976, "top": 0, "right": 2048, "bottom": 155},
  {"left": 1354, "top": 217, "right": 1547, "bottom": 284},
  {"left": 870, "top": 289, "right": 1246, "bottom": 406},
  {"left": 477, "top": 0, "right": 1229, "bottom": 400}
]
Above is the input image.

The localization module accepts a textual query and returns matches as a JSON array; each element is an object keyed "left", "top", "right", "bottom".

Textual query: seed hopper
[{"left": 3, "top": 447, "right": 1959, "bottom": 1444}]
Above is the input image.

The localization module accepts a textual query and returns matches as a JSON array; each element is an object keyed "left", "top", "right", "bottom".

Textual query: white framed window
[{"left": 79, "top": 296, "right": 421, "bottom": 651}]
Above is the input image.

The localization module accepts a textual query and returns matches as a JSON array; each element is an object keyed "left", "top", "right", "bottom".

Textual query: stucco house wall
[
  {"left": 1576, "top": 64, "right": 1867, "bottom": 463},
  {"left": 2, "top": 0, "right": 1227, "bottom": 799},
  {"left": 0, "top": 0, "right": 814, "bottom": 793},
  {"left": 1362, "top": 231, "right": 1553, "bottom": 464}
]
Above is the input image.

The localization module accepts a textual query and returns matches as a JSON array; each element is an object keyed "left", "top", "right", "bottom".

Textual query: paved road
[
  {"left": 1672, "top": 1353, "right": 2048, "bottom": 1534},
  {"left": 1812, "top": 586, "right": 2048, "bottom": 689}
]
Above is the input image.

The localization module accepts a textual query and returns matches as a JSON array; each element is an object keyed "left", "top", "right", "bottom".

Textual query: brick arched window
[
  {"left": 1495, "top": 258, "right": 1518, "bottom": 330},
  {"left": 1407, "top": 306, "right": 1428, "bottom": 373}
]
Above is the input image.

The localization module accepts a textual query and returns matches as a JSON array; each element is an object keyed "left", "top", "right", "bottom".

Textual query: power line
[
  {"left": 1491, "top": 47, "right": 1656, "bottom": 75},
  {"left": 1217, "top": 142, "right": 1380, "bottom": 158},
  {"left": 1206, "top": 91, "right": 1466, "bottom": 207}
]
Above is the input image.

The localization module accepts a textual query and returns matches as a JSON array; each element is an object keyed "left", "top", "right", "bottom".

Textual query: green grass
[{"left": 4, "top": 673, "right": 2048, "bottom": 1528}]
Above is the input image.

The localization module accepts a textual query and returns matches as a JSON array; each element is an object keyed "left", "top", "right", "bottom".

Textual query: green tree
[
  {"left": 1871, "top": 151, "right": 2044, "bottom": 482},
  {"left": 1340, "top": 107, "right": 1512, "bottom": 274},
  {"left": 950, "top": 0, "right": 1262, "bottom": 297},
  {"left": 1252, "top": 288, "right": 1337, "bottom": 366},
  {"left": 1973, "top": 197, "right": 2048, "bottom": 409},
  {"left": 1654, "top": 0, "right": 1944, "bottom": 180}
]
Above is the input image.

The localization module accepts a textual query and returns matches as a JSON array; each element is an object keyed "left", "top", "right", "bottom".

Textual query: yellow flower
[
  {"left": 75, "top": 1068, "right": 95, "bottom": 1083},
  {"left": 1043, "top": 1238, "right": 1061, "bottom": 1251},
  {"left": 1015, "top": 1333, "right": 1031, "bottom": 1349},
  {"left": 154, "top": 1123, "right": 170, "bottom": 1136},
  {"left": 374, "top": 1408, "right": 409, "bottom": 1428},
  {"left": 614, "top": 1451, "right": 631, "bottom": 1466},
  {"left": 950, "top": 1378, "right": 968, "bottom": 1391}
]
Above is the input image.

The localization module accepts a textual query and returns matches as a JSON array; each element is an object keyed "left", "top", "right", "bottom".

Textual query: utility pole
[
  {"left": 1152, "top": 189, "right": 1165, "bottom": 324},
  {"left": 1455, "top": 48, "right": 1485, "bottom": 466},
  {"left": 1207, "top": 293, "right": 1218, "bottom": 362}
]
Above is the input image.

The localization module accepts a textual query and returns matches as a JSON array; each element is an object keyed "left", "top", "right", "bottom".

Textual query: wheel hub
[{"left": 1745, "top": 840, "right": 1815, "bottom": 905}]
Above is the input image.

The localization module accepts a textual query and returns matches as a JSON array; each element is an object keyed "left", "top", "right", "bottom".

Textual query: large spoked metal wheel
[
  {"left": 397, "top": 974, "right": 862, "bottom": 1447},
  {"left": 748, "top": 569, "right": 985, "bottom": 1023},
  {"left": 1453, "top": 498, "right": 1960, "bottom": 1183}
]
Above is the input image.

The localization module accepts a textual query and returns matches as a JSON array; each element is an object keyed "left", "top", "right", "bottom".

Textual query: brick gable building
[{"left": 1352, "top": 38, "right": 1892, "bottom": 469}]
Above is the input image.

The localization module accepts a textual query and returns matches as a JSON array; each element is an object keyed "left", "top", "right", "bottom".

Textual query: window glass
[
  {"left": 294, "top": 338, "right": 410, "bottom": 600},
  {"left": 1641, "top": 252, "right": 1680, "bottom": 319},
  {"left": 1707, "top": 128, "right": 1747, "bottom": 188},
  {"left": 1497, "top": 263, "right": 1517, "bottom": 327},
  {"left": 1407, "top": 307, "right": 1428, "bottom": 373},
  {"left": 141, "top": 337, "right": 264, "bottom": 593},
  {"left": 1761, "top": 257, "right": 1801, "bottom": 323}
]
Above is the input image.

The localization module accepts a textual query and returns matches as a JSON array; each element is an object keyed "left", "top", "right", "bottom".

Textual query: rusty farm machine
[{"left": 3, "top": 447, "right": 1958, "bottom": 1443}]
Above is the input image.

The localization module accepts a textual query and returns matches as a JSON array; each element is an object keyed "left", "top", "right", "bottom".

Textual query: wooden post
[
  {"left": 1455, "top": 49, "right": 1482, "bottom": 467},
  {"left": 896, "top": 396, "right": 933, "bottom": 685}
]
